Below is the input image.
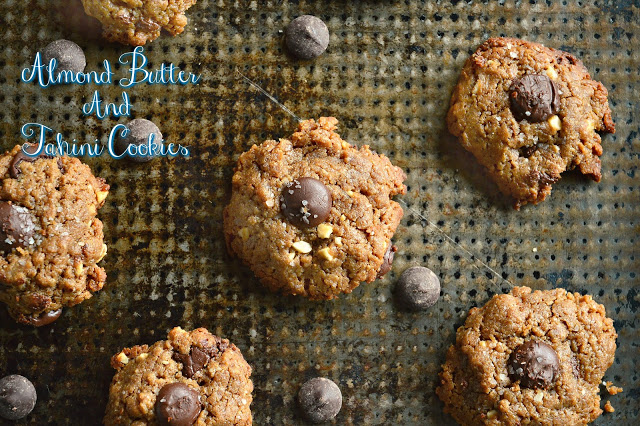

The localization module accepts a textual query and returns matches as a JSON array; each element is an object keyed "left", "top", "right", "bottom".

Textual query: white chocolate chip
[
  {"left": 238, "top": 227, "right": 250, "bottom": 240},
  {"left": 318, "top": 247, "right": 334, "bottom": 261},
  {"left": 317, "top": 223, "right": 333, "bottom": 239},
  {"left": 96, "top": 190, "right": 109, "bottom": 204},
  {"left": 534, "top": 391, "right": 544, "bottom": 403},
  {"left": 548, "top": 115, "right": 562, "bottom": 132},
  {"left": 545, "top": 66, "right": 558, "bottom": 80},
  {"left": 292, "top": 241, "right": 312, "bottom": 253}
]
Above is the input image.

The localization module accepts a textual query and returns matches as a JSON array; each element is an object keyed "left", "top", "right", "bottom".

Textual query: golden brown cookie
[
  {"left": 223, "top": 118, "right": 406, "bottom": 300},
  {"left": 104, "top": 327, "right": 253, "bottom": 425},
  {"left": 0, "top": 145, "right": 109, "bottom": 326},
  {"left": 81, "top": 0, "right": 198, "bottom": 46},
  {"left": 437, "top": 286, "right": 617, "bottom": 425},
  {"left": 448, "top": 37, "right": 615, "bottom": 209}
]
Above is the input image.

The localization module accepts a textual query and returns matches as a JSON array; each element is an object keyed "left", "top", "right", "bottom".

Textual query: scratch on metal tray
[{"left": 235, "top": 68, "right": 303, "bottom": 123}]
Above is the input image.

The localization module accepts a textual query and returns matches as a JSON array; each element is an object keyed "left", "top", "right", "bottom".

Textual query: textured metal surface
[{"left": 0, "top": 0, "right": 639, "bottom": 424}]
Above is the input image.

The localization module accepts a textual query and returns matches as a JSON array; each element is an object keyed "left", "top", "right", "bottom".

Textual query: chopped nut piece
[
  {"left": 548, "top": 115, "right": 562, "bottom": 132},
  {"left": 96, "top": 190, "right": 109, "bottom": 204},
  {"left": 318, "top": 247, "right": 334, "bottom": 261},
  {"left": 340, "top": 214, "right": 346, "bottom": 221},
  {"left": 317, "top": 223, "right": 333, "bottom": 239},
  {"left": 292, "top": 241, "right": 312, "bottom": 253},
  {"left": 287, "top": 251, "right": 296, "bottom": 261},
  {"left": 486, "top": 410, "right": 498, "bottom": 419},
  {"left": 545, "top": 66, "right": 558, "bottom": 80},
  {"left": 334, "top": 237, "right": 342, "bottom": 246},
  {"left": 98, "top": 244, "right": 108, "bottom": 262},
  {"left": 604, "top": 400, "right": 614, "bottom": 413},
  {"left": 115, "top": 352, "right": 129, "bottom": 365},
  {"left": 533, "top": 391, "right": 544, "bottom": 403},
  {"left": 136, "top": 353, "right": 148, "bottom": 361},
  {"left": 605, "top": 381, "right": 623, "bottom": 395},
  {"left": 265, "top": 199, "right": 275, "bottom": 208},
  {"left": 74, "top": 261, "right": 84, "bottom": 276},
  {"left": 238, "top": 227, "right": 250, "bottom": 240}
]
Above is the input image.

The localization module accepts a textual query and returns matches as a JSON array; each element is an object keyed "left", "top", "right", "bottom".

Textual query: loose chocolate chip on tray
[
  {"left": 298, "top": 377, "right": 342, "bottom": 424},
  {"left": 9, "top": 144, "right": 62, "bottom": 179},
  {"left": 285, "top": 15, "right": 330, "bottom": 60},
  {"left": 377, "top": 243, "right": 398, "bottom": 278},
  {"left": 0, "top": 375, "right": 37, "bottom": 421},
  {"left": 509, "top": 74, "right": 560, "bottom": 122},
  {"left": 395, "top": 266, "right": 440, "bottom": 310},
  {"left": 155, "top": 383, "right": 201, "bottom": 426},
  {"left": 114, "top": 119, "right": 163, "bottom": 163},
  {"left": 0, "top": 202, "right": 36, "bottom": 252},
  {"left": 41, "top": 39, "right": 86, "bottom": 74},
  {"left": 508, "top": 340, "right": 560, "bottom": 389},
  {"left": 280, "top": 177, "right": 332, "bottom": 228}
]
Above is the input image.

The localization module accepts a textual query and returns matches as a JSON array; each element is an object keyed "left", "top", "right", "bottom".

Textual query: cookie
[
  {"left": 436, "top": 286, "right": 617, "bottom": 425},
  {"left": 104, "top": 327, "right": 253, "bottom": 425},
  {"left": 81, "top": 0, "right": 198, "bottom": 46},
  {"left": 223, "top": 117, "right": 406, "bottom": 300},
  {"left": 0, "top": 144, "right": 109, "bottom": 326},
  {"left": 447, "top": 37, "right": 615, "bottom": 209}
]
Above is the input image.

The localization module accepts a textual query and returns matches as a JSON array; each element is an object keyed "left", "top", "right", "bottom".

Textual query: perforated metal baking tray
[{"left": 0, "top": 0, "right": 638, "bottom": 424}]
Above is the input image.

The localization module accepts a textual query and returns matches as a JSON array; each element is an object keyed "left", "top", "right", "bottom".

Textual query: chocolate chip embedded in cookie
[
  {"left": 223, "top": 117, "right": 407, "bottom": 300},
  {"left": 81, "top": 0, "right": 198, "bottom": 46},
  {"left": 447, "top": 37, "right": 615, "bottom": 209},
  {"left": 436, "top": 286, "right": 617, "bottom": 425},
  {"left": 0, "top": 144, "right": 109, "bottom": 326},
  {"left": 104, "top": 327, "right": 253, "bottom": 425}
]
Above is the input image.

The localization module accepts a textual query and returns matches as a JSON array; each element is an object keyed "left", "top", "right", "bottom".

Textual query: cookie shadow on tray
[
  {"left": 46, "top": 0, "right": 104, "bottom": 43},
  {"left": 436, "top": 129, "right": 514, "bottom": 211}
]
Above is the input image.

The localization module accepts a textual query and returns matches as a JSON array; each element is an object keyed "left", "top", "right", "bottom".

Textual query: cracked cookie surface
[
  {"left": 81, "top": 0, "right": 198, "bottom": 46},
  {"left": 447, "top": 37, "right": 615, "bottom": 208},
  {"left": 0, "top": 145, "right": 109, "bottom": 325},
  {"left": 104, "top": 327, "right": 253, "bottom": 425},
  {"left": 436, "top": 286, "right": 617, "bottom": 425},
  {"left": 223, "top": 117, "right": 406, "bottom": 300}
]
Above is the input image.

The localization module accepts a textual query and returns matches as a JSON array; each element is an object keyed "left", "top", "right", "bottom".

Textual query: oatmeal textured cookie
[
  {"left": 104, "top": 327, "right": 253, "bottom": 425},
  {"left": 81, "top": 0, "right": 198, "bottom": 46},
  {"left": 223, "top": 117, "right": 406, "bottom": 300},
  {"left": 448, "top": 37, "right": 615, "bottom": 208},
  {"left": 0, "top": 145, "right": 109, "bottom": 326},
  {"left": 437, "top": 286, "right": 617, "bottom": 425}
]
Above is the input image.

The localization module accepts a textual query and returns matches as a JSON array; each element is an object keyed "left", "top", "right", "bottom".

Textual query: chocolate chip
[
  {"left": 0, "top": 202, "right": 36, "bottom": 252},
  {"left": 27, "top": 309, "right": 62, "bottom": 327},
  {"left": 395, "top": 266, "right": 441, "bottom": 310},
  {"left": 41, "top": 39, "right": 86, "bottom": 74},
  {"left": 376, "top": 243, "right": 398, "bottom": 278},
  {"left": 509, "top": 74, "right": 559, "bottom": 122},
  {"left": 508, "top": 340, "right": 560, "bottom": 389},
  {"left": 172, "top": 339, "right": 229, "bottom": 378},
  {"left": 280, "top": 177, "right": 332, "bottom": 228},
  {"left": 114, "top": 119, "right": 163, "bottom": 163},
  {"left": 9, "top": 144, "right": 62, "bottom": 179},
  {"left": 0, "top": 375, "right": 37, "bottom": 421},
  {"left": 519, "top": 145, "right": 537, "bottom": 158},
  {"left": 285, "top": 15, "right": 330, "bottom": 60},
  {"left": 155, "top": 383, "right": 201, "bottom": 426},
  {"left": 297, "top": 378, "right": 342, "bottom": 423}
]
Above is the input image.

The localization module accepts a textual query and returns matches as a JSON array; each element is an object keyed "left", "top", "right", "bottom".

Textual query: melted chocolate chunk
[
  {"left": 0, "top": 202, "right": 36, "bottom": 252},
  {"left": 172, "top": 339, "right": 229, "bottom": 378},
  {"left": 376, "top": 244, "right": 398, "bottom": 278},
  {"left": 508, "top": 340, "right": 560, "bottom": 389},
  {"left": 280, "top": 177, "right": 332, "bottom": 228},
  {"left": 154, "top": 383, "right": 200, "bottom": 426},
  {"left": 509, "top": 74, "right": 560, "bottom": 122},
  {"left": 27, "top": 309, "right": 62, "bottom": 327},
  {"left": 9, "top": 144, "right": 62, "bottom": 179}
]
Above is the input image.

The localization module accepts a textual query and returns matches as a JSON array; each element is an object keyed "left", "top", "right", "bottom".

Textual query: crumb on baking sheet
[
  {"left": 604, "top": 381, "right": 623, "bottom": 395},
  {"left": 604, "top": 400, "right": 615, "bottom": 413}
]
